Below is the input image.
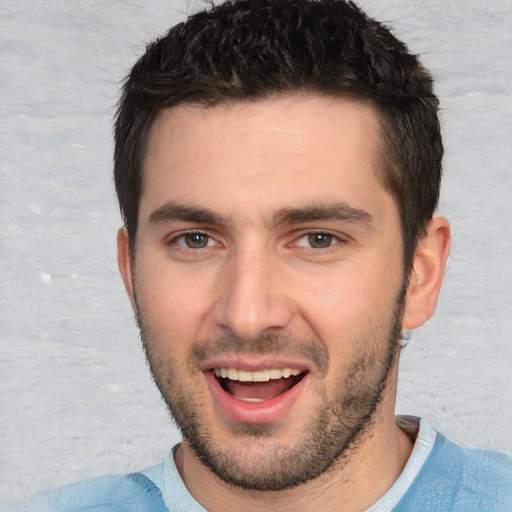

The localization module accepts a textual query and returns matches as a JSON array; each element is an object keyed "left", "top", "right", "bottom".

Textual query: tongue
[{"left": 224, "top": 377, "right": 297, "bottom": 400}]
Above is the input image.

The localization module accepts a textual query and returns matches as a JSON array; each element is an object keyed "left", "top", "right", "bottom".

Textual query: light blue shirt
[{"left": 23, "top": 417, "right": 512, "bottom": 511}]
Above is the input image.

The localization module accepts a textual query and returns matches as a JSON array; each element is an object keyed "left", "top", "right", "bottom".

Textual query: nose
[{"left": 211, "top": 245, "right": 293, "bottom": 341}]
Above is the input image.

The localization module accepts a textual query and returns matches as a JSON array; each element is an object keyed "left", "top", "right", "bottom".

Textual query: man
[{"left": 28, "top": 0, "right": 511, "bottom": 510}]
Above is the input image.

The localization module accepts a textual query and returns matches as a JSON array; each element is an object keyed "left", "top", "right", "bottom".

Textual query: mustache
[
  {"left": 134, "top": 294, "right": 329, "bottom": 375},
  {"left": 190, "top": 332, "right": 330, "bottom": 376}
]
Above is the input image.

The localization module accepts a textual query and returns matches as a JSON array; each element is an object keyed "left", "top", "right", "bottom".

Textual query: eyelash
[
  {"left": 294, "top": 230, "right": 344, "bottom": 250},
  {"left": 169, "top": 230, "right": 218, "bottom": 249}
]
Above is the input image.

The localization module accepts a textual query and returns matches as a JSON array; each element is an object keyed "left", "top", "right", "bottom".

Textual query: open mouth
[{"left": 214, "top": 367, "right": 307, "bottom": 403}]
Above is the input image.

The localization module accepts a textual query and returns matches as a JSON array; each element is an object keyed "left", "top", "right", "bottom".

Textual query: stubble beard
[{"left": 135, "top": 289, "right": 405, "bottom": 492}]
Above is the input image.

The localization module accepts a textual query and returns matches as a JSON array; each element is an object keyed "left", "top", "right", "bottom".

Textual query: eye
[
  {"left": 296, "top": 232, "right": 339, "bottom": 249},
  {"left": 174, "top": 232, "right": 215, "bottom": 249}
]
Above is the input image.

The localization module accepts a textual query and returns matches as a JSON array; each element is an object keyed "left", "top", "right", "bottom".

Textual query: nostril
[{"left": 210, "top": 274, "right": 294, "bottom": 340}]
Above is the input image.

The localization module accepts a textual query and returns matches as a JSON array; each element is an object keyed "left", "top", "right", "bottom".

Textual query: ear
[
  {"left": 117, "top": 227, "right": 136, "bottom": 312},
  {"left": 402, "top": 216, "right": 451, "bottom": 330}
]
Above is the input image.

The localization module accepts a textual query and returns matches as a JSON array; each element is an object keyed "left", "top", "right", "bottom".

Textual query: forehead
[{"left": 140, "top": 94, "right": 391, "bottom": 224}]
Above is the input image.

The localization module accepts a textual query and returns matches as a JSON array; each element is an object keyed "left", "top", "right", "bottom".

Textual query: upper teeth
[{"left": 214, "top": 367, "right": 301, "bottom": 382}]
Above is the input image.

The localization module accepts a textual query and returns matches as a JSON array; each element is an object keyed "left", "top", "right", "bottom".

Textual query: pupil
[
  {"left": 187, "top": 233, "right": 207, "bottom": 248},
  {"left": 309, "top": 233, "right": 332, "bottom": 248}
]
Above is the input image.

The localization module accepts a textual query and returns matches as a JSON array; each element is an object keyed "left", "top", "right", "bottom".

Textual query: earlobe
[
  {"left": 117, "top": 227, "right": 136, "bottom": 311},
  {"left": 402, "top": 216, "right": 451, "bottom": 330}
]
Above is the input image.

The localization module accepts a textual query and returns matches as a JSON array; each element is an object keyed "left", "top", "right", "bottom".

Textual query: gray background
[{"left": 1, "top": 0, "right": 511, "bottom": 506}]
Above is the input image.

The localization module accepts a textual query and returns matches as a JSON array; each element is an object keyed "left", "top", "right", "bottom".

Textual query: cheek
[
  {"left": 294, "top": 264, "right": 402, "bottom": 354},
  {"left": 134, "top": 258, "right": 215, "bottom": 343},
  {"left": 297, "top": 267, "right": 397, "bottom": 321}
]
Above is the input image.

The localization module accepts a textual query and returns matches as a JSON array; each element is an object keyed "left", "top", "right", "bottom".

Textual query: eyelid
[
  {"left": 293, "top": 229, "right": 346, "bottom": 248},
  {"left": 168, "top": 229, "right": 221, "bottom": 248}
]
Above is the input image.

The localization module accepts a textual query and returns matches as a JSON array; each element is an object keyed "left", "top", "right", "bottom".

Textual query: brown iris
[{"left": 308, "top": 233, "right": 333, "bottom": 248}]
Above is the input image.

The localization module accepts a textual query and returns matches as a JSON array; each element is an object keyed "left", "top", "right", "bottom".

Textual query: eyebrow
[
  {"left": 148, "top": 202, "right": 228, "bottom": 225},
  {"left": 273, "top": 202, "right": 374, "bottom": 228},
  {"left": 148, "top": 200, "right": 374, "bottom": 229}
]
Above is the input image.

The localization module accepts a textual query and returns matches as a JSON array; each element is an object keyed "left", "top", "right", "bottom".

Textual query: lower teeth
[{"left": 235, "top": 396, "right": 267, "bottom": 403}]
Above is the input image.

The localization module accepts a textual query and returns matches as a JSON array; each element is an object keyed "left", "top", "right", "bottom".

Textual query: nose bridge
[{"left": 212, "top": 240, "right": 292, "bottom": 339}]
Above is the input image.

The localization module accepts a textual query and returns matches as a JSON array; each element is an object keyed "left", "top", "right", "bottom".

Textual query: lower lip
[{"left": 203, "top": 371, "right": 309, "bottom": 425}]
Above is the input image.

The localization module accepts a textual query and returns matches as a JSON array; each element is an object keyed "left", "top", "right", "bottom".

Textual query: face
[{"left": 123, "top": 95, "right": 408, "bottom": 490}]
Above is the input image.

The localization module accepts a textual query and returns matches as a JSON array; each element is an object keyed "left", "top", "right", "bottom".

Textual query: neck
[{"left": 175, "top": 384, "right": 414, "bottom": 512}]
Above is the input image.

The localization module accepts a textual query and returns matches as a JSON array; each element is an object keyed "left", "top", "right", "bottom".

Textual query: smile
[
  {"left": 211, "top": 366, "right": 307, "bottom": 406},
  {"left": 213, "top": 367, "right": 302, "bottom": 381}
]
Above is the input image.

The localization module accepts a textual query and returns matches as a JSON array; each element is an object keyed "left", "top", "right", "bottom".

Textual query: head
[
  {"left": 114, "top": 0, "right": 443, "bottom": 271},
  {"left": 115, "top": 0, "right": 450, "bottom": 495}
]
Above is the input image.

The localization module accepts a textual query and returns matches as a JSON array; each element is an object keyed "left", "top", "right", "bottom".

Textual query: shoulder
[
  {"left": 400, "top": 430, "right": 512, "bottom": 511},
  {"left": 430, "top": 434, "right": 512, "bottom": 490},
  {"left": 24, "top": 472, "right": 168, "bottom": 512}
]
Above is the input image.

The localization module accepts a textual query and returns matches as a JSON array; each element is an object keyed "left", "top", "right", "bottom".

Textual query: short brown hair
[{"left": 114, "top": 0, "right": 442, "bottom": 268}]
